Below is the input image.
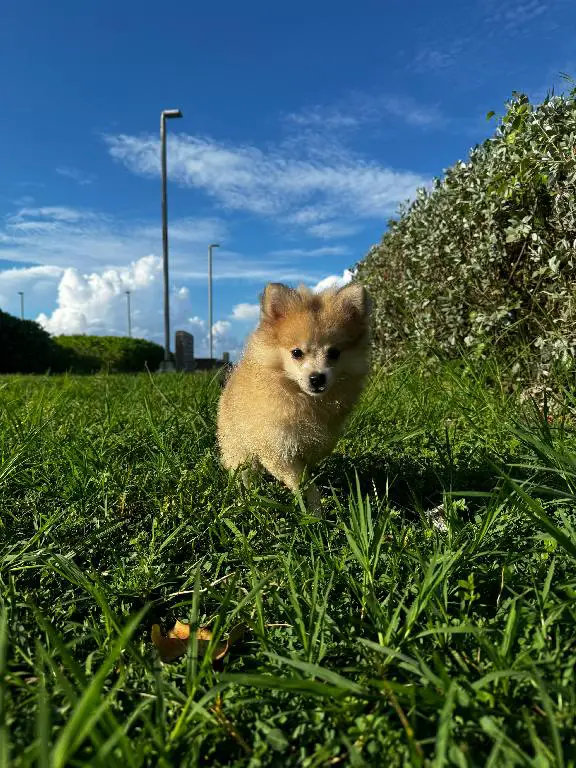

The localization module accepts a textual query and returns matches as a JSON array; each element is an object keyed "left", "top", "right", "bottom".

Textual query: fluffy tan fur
[{"left": 217, "top": 281, "right": 371, "bottom": 510}]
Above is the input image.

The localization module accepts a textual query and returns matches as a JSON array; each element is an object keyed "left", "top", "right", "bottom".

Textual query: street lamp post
[
  {"left": 208, "top": 243, "right": 220, "bottom": 360},
  {"left": 125, "top": 290, "right": 132, "bottom": 338},
  {"left": 17, "top": 291, "right": 24, "bottom": 320},
  {"left": 159, "top": 108, "right": 183, "bottom": 372}
]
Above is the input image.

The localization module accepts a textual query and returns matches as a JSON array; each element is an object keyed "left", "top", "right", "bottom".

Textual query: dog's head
[{"left": 253, "top": 281, "right": 371, "bottom": 397}]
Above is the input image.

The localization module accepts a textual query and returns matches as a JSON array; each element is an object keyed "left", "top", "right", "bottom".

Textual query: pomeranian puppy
[{"left": 217, "top": 281, "right": 371, "bottom": 510}]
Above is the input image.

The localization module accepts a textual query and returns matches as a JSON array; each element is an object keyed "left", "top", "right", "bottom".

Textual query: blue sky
[{"left": 0, "top": 0, "right": 573, "bottom": 356}]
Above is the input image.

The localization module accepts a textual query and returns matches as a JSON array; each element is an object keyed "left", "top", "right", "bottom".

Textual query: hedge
[
  {"left": 0, "top": 311, "right": 165, "bottom": 374},
  {"left": 54, "top": 335, "right": 165, "bottom": 373},
  {"left": 356, "top": 88, "right": 576, "bottom": 375},
  {"left": 0, "top": 311, "right": 69, "bottom": 373}
]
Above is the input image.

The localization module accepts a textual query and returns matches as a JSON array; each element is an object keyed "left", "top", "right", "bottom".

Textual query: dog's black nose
[{"left": 309, "top": 372, "right": 327, "bottom": 391}]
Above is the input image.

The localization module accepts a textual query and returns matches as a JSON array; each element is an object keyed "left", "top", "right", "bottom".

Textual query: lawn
[{"left": 1, "top": 362, "right": 575, "bottom": 766}]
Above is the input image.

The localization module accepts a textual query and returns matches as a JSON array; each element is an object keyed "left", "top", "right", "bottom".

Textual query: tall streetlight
[
  {"left": 159, "top": 108, "right": 183, "bottom": 372},
  {"left": 208, "top": 243, "right": 220, "bottom": 360},
  {"left": 125, "top": 290, "right": 132, "bottom": 338},
  {"left": 17, "top": 291, "right": 24, "bottom": 320}
]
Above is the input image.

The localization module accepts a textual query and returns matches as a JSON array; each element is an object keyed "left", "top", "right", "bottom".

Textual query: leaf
[
  {"left": 151, "top": 620, "right": 246, "bottom": 663},
  {"left": 434, "top": 681, "right": 457, "bottom": 767},
  {"left": 265, "top": 727, "right": 289, "bottom": 752},
  {"left": 266, "top": 653, "right": 366, "bottom": 694},
  {"left": 486, "top": 110, "right": 495, "bottom": 120}
]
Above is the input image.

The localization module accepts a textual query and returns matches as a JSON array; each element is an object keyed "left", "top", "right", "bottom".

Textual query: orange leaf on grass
[{"left": 151, "top": 620, "right": 246, "bottom": 663}]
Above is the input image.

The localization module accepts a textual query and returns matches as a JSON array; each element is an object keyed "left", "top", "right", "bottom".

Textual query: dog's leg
[
  {"left": 241, "top": 456, "right": 261, "bottom": 489},
  {"left": 259, "top": 457, "right": 322, "bottom": 514}
]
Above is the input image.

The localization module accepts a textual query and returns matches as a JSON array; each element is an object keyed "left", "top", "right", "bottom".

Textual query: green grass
[{"left": 1, "top": 361, "right": 576, "bottom": 766}]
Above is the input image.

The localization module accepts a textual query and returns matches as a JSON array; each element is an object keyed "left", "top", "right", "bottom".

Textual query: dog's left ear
[
  {"left": 260, "top": 283, "right": 298, "bottom": 323},
  {"left": 336, "top": 282, "right": 370, "bottom": 321}
]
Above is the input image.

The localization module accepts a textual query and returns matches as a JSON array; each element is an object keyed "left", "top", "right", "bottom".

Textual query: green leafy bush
[
  {"left": 357, "top": 88, "right": 576, "bottom": 374},
  {"left": 54, "top": 335, "right": 165, "bottom": 372},
  {"left": 0, "top": 311, "right": 164, "bottom": 374},
  {"left": 0, "top": 310, "right": 70, "bottom": 373}
]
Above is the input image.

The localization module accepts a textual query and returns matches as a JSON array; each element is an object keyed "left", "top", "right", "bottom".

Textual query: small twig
[
  {"left": 212, "top": 696, "right": 252, "bottom": 754},
  {"left": 381, "top": 681, "right": 424, "bottom": 761},
  {"left": 496, "top": 565, "right": 505, "bottom": 609},
  {"left": 166, "top": 572, "right": 236, "bottom": 599},
  {"left": 144, "top": 361, "right": 173, "bottom": 406}
]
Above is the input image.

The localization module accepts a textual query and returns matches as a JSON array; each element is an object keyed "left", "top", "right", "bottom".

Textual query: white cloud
[
  {"left": 375, "top": 96, "right": 445, "bottom": 128},
  {"left": 0, "top": 205, "right": 324, "bottom": 284},
  {"left": 312, "top": 269, "right": 354, "bottom": 293},
  {"left": 212, "top": 320, "right": 231, "bottom": 337},
  {"left": 34, "top": 255, "right": 204, "bottom": 342},
  {"left": 306, "top": 222, "right": 361, "bottom": 239},
  {"left": 12, "top": 195, "right": 35, "bottom": 207},
  {"left": 30, "top": 257, "right": 234, "bottom": 356},
  {"left": 413, "top": 45, "right": 462, "bottom": 73},
  {"left": 209, "top": 320, "right": 242, "bottom": 359},
  {"left": 287, "top": 93, "right": 446, "bottom": 130},
  {"left": 285, "top": 107, "right": 360, "bottom": 130},
  {"left": 183, "top": 317, "right": 241, "bottom": 358},
  {"left": 176, "top": 263, "right": 322, "bottom": 283},
  {"left": 11, "top": 206, "right": 95, "bottom": 224},
  {"left": 231, "top": 302, "right": 260, "bottom": 321},
  {"left": 36, "top": 255, "right": 159, "bottom": 336},
  {"left": 281, "top": 206, "right": 336, "bottom": 226},
  {"left": 0, "top": 264, "right": 64, "bottom": 312},
  {"left": 56, "top": 166, "right": 96, "bottom": 186},
  {"left": 0, "top": 205, "right": 223, "bottom": 273},
  {"left": 485, "top": 0, "right": 548, "bottom": 32},
  {"left": 24, "top": 256, "right": 247, "bottom": 357},
  {"left": 105, "top": 131, "right": 428, "bottom": 237},
  {"left": 268, "top": 245, "right": 348, "bottom": 258}
]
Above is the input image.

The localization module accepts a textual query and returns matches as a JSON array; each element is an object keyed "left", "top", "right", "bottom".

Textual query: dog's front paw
[
  {"left": 240, "top": 457, "right": 262, "bottom": 490},
  {"left": 241, "top": 468, "right": 252, "bottom": 489}
]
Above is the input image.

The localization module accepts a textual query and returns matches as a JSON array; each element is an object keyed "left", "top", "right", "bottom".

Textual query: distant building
[
  {"left": 175, "top": 331, "right": 195, "bottom": 371},
  {"left": 174, "top": 329, "right": 230, "bottom": 373}
]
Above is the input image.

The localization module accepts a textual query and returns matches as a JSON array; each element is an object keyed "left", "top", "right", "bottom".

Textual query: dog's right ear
[{"left": 260, "top": 283, "right": 297, "bottom": 322}]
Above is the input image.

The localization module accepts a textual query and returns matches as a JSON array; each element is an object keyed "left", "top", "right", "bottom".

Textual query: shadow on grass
[{"left": 320, "top": 450, "right": 502, "bottom": 513}]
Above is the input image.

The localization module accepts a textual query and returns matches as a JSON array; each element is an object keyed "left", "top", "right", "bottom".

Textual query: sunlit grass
[{"left": 1, "top": 362, "right": 575, "bottom": 765}]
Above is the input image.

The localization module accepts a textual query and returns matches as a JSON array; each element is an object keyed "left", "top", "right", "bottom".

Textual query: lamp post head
[
  {"left": 209, "top": 243, "right": 220, "bottom": 250},
  {"left": 162, "top": 109, "right": 183, "bottom": 120}
]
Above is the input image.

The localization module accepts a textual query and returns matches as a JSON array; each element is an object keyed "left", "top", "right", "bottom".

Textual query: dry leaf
[
  {"left": 151, "top": 620, "right": 189, "bottom": 661},
  {"left": 151, "top": 620, "right": 246, "bottom": 663}
]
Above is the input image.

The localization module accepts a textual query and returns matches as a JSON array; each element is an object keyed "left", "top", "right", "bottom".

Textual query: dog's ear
[
  {"left": 260, "top": 283, "right": 298, "bottom": 322},
  {"left": 336, "top": 282, "right": 370, "bottom": 321}
]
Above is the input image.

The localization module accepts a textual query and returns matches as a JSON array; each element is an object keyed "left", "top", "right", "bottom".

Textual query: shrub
[
  {"left": 0, "top": 310, "right": 164, "bottom": 374},
  {"left": 0, "top": 310, "right": 70, "bottom": 373},
  {"left": 54, "top": 335, "right": 165, "bottom": 373},
  {"left": 357, "top": 88, "right": 576, "bottom": 375}
]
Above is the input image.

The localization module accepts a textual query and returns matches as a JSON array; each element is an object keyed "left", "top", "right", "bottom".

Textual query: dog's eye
[
  {"left": 291, "top": 348, "right": 304, "bottom": 360},
  {"left": 327, "top": 347, "right": 341, "bottom": 361}
]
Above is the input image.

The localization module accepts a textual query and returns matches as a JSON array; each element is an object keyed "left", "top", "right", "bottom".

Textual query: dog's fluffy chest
[{"left": 275, "top": 398, "right": 343, "bottom": 462}]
